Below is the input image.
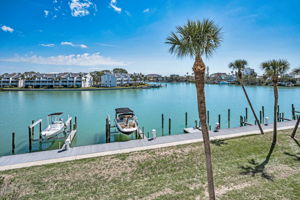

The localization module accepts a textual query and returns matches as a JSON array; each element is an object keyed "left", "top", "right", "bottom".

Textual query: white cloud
[
  {"left": 143, "top": 8, "right": 150, "bottom": 13},
  {"left": 40, "top": 44, "right": 55, "bottom": 47},
  {"left": 61, "top": 41, "right": 88, "bottom": 48},
  {"left": 0, "top": 53, "right": 125, "bottom": 66},
  {"left": 69, "top": 0, "right": 95, "bottom": 17},
  {"left": 44, "top": 10, "right": 49, "bottom": 17},
  {"left": 1, "top": 25, "right": 14, "bottom": 33},
  {"left": 110, "top": 0, "right": 121, "bottom": 13}
]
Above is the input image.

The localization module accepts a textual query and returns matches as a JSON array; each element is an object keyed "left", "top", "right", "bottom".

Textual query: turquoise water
[{"left": 0, "top": 83, "right": 299, "bottom": 156}]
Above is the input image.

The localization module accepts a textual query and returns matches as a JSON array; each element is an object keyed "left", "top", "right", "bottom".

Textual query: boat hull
[
  {"left": 41, "top": 123, "right": 65, "bottom": 138},
  {"left": 115, "top": 119, "right": 138, "bottom": 135}
]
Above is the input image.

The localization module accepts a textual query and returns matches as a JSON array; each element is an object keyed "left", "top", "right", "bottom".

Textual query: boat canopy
[
  {"left": 48, "top": 112, "right": 63, "bottom": 116},
  {"left": 115, "top": 108, "right": 133, "bottom": 114}
]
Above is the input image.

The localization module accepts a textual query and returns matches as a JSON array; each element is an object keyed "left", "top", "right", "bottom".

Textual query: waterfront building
[
  {"left": 24, "top": 73, "right": 93, "bottom": 88},
  {"left": 145, "top": 74, "right": 163, "bottom": 81},
  {"left": 101, "top": 73, "right": 133, "bottom": 87},
  {"left": 0, "top": 72, "right": 93, "bottom": 88},
  {"left": 0, "top": 73, "right": 25, "bottom": 88},
  {"left": 101, "top": 73, "right": 117, "bottom": 87}
]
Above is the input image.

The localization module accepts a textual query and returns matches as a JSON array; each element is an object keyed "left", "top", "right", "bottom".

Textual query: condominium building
[
  {"left": 101, "top": 73, "right": 133, "bottom": 87},
  {"left": 0, "top": 72, "right": 93, "bottom": 88},
  {"left": 0, "top": 73, "right": 24, "bottom": 88}
]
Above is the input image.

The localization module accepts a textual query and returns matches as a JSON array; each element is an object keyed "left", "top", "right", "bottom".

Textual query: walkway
[{"left": 0, "top": 120, "right": 296, "bottom": 171}]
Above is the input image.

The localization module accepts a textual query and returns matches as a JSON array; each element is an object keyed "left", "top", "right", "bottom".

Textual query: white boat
[
  {"left": 114, "top": 108, "right": 138, "bottom": 134},
  {"left": 41, "top": 112, "right": 65, "bottom": 138}
]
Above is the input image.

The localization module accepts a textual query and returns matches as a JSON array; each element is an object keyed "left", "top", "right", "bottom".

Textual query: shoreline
[
  {"left": 0, "top": 120, "right": 296, "bottom": 171},
  {"left": 0, "top": 85, "right": 161, "bottom": 92}
]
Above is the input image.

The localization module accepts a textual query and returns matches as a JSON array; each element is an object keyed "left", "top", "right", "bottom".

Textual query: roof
[
  {"left": 48, "top": 112, "right": 63, "bottom": 116},
  {"left": 115, "top": 108, "right": 133, "bottom": 114}
]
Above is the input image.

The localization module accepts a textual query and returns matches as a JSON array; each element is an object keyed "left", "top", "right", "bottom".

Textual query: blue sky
[{"left": 0, "top": 0, "right": 300, "bottom": 75}]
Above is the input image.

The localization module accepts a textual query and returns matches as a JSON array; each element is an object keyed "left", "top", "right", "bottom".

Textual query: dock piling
[
  {"left": 259, "top": 111, "right": 262, "bottom": 124},
  {"left": 31, "top": 120, "right": 35, "bottom": 138},
  {"left": 75, "top": 116, "right": 77, "bottom": 129},
  {"left": 105, "top": 117, "right": 110, "bottom": 143},
  {"left": 12, "top": 132, "right": 15, "bottom": 154},
  {"left": 262, "top": 106, "right": 265, "bottom": 123},
  {"left": 207, "top": 110, "right": 210, "bottom": 125},
  {"left": 218, "top": 114, "right": 221, "bottom": 128},
  {"left": 240, "top": 116, "right": 243, "bottom": 126},
  {"left": 185, "top": 112, "right": 188, "bottom": 128},
  {"left": 228, "top": 109, "right": 230, "bottom": 128},
  {"left": 39, "top": 121, "right": 42, "bottom": 141},
  {"left": 168, "top": 118, "right": 171, "bottom": 135},
  {"left": 245, "top": 108, "right": 248, "bottom": 121},
  {"left": 28, "top": 126, "right": 32, "bottom": 152},
  {"left": 292, "top": 104, "right": 296, "bottom": 120}
]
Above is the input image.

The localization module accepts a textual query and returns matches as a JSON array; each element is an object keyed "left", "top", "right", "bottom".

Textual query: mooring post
[
  {"left": 105, "top": 117, "right": 110, "bottom": 143},
  {"left": 12, "top": 132, "right": 15, "bottom": 154},
  {"left": 39, "top": 121, "right": 42, "bottom": 142},
  {"left": 168, "top": 118, "right": 171, "bottom": 135},
  {"left": 240, "top": 116, "right": 243, "bottom": 126},
  {"left": 70, "top": 118, "right": 73, "bottom": 131},
  {"left": 75, "top": 116, "right": 77, "bottom": 129},
  {"left": 161, "top": 114, "right": 164, "bottom": 129},
  {"left": 207, "top": 110, "right": 210, "bottom": 125},
  {"left": 245, "top": 108, "right": 248, "bottom": 121},
  {"left": 282, "top": 112, "right": 285, "bottom": 121},
  {"left": 195, "top": 120, "right": 198, "bottom": 128},
  {"left": 228, "top": 109, "right": 230, "bottom": 128},
  {"left": 291, "top": 115, "right": 300, "bottom": 138},
  {"left": 262, "top": 106, "right": 265, "bottom": 123},
  {"left": 259, "top": 111, "right": 262, "bottom": 124},
  {"left": 185, "top": 112, "right": 188, "bottom": 128},
  {"left": 31, "top": 120, "right": 35, "bottom": 138},
  {"left": 28, "top": 126, "right": 32, "bottom": 152},
  {"left": 218, "top": 114, "right": 221, "bottom": 128},
  {"left": 292, "top": 104, "right": 296, "bottom": 120}
]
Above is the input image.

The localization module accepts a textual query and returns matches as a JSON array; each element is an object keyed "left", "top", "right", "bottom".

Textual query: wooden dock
[{"left": 0, "top": 120, "right": 297, "bottom": 171}]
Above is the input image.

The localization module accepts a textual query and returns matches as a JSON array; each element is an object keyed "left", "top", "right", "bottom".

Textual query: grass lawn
[{"left": 0, "top": 129, "right": 299, "bottom": 199}]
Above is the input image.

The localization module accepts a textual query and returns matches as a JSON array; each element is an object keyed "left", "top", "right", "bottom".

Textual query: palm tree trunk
[
  {"left": 255, "top": 82, "right": 278, "bottom": 170},
  {"left": 291, "top": 115, "right": 300, "bottom": 138},
  {"left": 272, "top": 82, "right": 278, "bottom": 147},
  {"left": 193, "top": 56, "right": 215, "bottom": 200},
  {"left": 241, "top": 84, "right": 264, "bottom": 134}
]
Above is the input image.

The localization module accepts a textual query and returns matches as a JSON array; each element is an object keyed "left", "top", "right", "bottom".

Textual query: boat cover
[{"left": 115, "top": 108, "right": 133, "bottom": 114}]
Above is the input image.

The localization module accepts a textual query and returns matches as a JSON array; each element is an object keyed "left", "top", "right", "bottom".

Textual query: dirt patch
[
  {"left": 216, "top": 182, "right": 252, "bottom": 197},
  {"left": 141, "top": 188, "right": 176, "bottom": 200},
  {"left": 267, "top": 164, "right": 299, "bottom": 178}
]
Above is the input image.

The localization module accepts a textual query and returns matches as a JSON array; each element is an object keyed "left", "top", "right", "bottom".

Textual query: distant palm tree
[
  {"left": 229, "top": 59, "right": 264, "bottom": 134},
  {"left": 166, "top": 19, "right": 222, "bottom": 200},
  {"left": 260, "top": 59, "right": 289, "bottom": 165}
]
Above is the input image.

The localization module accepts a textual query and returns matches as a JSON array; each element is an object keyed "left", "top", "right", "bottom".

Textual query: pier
[{"left": 0, "top": 120, "right": 297, "bottom": 171}]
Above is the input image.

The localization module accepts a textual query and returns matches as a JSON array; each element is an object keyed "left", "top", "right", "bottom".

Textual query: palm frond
[
  {"left": 165, "top": 19, "right": 222, "bottom": 58},
  {"left": 261, "top": 59, "right": 290, "bottom": 78}
]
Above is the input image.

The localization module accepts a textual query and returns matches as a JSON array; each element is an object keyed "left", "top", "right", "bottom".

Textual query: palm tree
[
  {"left": 166, "top": 19, "right": 222, "bottom": 200},
  {"left": 228, "top": 60, "right": 264, "bottom": 135},
  {"left": 260, "top": 59, "right": 289, "bottom": 165}
]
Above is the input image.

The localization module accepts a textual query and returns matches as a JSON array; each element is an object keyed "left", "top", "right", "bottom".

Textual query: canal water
[{"left": 0, "top": 83, "right": 299, "bottom": 156}]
